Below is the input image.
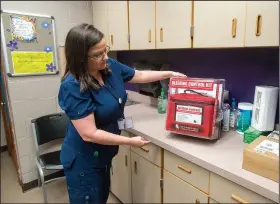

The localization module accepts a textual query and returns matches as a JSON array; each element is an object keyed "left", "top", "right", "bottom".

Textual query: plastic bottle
[
  {"left": 222, "top": 103, "right": 230, "bottom": 132},
  {"left": 236, "top": 102, "right": 253, "bottom": 135},
  {"left": 158, "top": 88, "right": 167, "bottom": 114},
  {"left": 229, "top": 98, "right": 237, "bottom": 130}
]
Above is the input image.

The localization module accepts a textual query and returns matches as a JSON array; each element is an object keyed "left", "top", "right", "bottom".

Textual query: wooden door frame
[{"left": 0, "top": 58, "right": 22, "bottom": 186}]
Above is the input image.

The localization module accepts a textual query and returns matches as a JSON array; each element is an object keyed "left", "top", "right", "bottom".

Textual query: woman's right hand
[{"left": 129, "top": 136, "right": 150, "bottom": 147}]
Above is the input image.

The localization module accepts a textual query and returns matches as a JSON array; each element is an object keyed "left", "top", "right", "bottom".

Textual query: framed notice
[{"left": 1, "top": 10, "right": 59, "bottom": 77}]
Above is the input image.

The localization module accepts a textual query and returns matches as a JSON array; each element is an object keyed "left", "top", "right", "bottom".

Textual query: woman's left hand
[{"left": 170, "top": 71, "right": 187, "bottom": 78}]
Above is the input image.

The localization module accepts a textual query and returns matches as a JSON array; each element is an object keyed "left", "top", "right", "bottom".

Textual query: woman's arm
[
  {"left": 129, "top": 70, "right": 186, "bottom": 84},
  {"left": 72, "top": 113, "right": 150, "bottom": 147}
]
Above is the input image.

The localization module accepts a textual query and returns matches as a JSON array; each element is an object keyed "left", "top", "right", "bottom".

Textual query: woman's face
[{"left": 87, "top": 38, "right": 109, "bottom": 72}]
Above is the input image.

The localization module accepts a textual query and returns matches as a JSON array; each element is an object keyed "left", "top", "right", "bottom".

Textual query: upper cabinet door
[
  {"left": 107, "top": 1, "right": 129, "bottom": 51},
  {"left": 245, "top": 1, "right": 279, "bottom": 47},
  {"left": 92, "top": 1, "right": 109, "bottom": 40},
  {"left": 129, "top": 1, "right": 155, "bottom": 50},
  {"left": 193, "top": 1, "right": 246, "bottom": 48},
  {"left": 156, "top": 1, "right": 192, "bottom": 49}
]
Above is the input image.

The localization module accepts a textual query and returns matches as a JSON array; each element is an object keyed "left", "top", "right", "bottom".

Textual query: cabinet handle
[
  {"left": 195, "top": 199, "right": 200, "bottom": 204},
  {"left": 110, "top": 34, "right": 114, "bottom": 46},
  {"left": 125, "top": 155, "right": 128, "bottom": 167},
  {"left": 177, "top": 165, "right": 192, "bottom": 174},
  {"left": 231, "top": 194, "right": 248, "bottom": 204},
  {"left": 134, "top": 161, "right": 137, "bottom": 174},
  {"left": 140, "top": 146, "right": 149, "bottom": 152},
  {"left": 111, "top": 165, "right": 113, "bottom": 175},
  {"left": 148, "top": 29, "right": 151, "bottom": 43},
  {"left": 160, "top": 28, "right": 163, "bottom": 42},
  {"left": 232, "top": 18, "right": 237, "bottom": 38},
  {"left": 255, "top": 14, "right": 262, "bottom": 36}
]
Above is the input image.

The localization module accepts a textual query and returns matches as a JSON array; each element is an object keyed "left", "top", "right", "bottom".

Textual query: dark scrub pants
[{"left": 58, "top": 58, "right": 135, "bottom": 204}]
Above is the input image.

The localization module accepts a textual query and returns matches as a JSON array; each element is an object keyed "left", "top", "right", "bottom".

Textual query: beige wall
[{"left": 1, "top": 1, "right": 93, "bottom": 184}]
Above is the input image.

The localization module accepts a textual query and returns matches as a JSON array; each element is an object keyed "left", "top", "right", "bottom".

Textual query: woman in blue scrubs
[{"left": 58, "top": 23, "right": 185, "bottom": 204}]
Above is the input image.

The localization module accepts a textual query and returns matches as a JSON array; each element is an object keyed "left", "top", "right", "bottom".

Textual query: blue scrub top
[{"left": 58, "top": 58, "right": 135, "bottom": 169}]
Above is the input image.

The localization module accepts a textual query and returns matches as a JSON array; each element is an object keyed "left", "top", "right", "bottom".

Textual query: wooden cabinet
[
  {"left": 128, "top": 1, "right": 155, "bottom": 50},
  {"left": 92, "top": 1, "right": 108, "bottom": 40},
  {"left": 107, "top": 1, "right": 129, "bottom": 50},
  {"left": 193, "top": 1, "right": 247, "bottom": 48},
  {"left": 163, "top": 170, "right": 208, "bottom": 203},
  {"left": 245, "top": 1, "right": 279, "bottom": 47},
  {"left": 164, "top": 150, "right": 210, "bottom": 194},
  {"left": 209, "top": 173, "right": 275, "bottom": 203},
  {"left": 155, "top": 1, "right": 192, "bottom": 49},
  {"left": 92, "top": 1, "right": 129, "bottom": 50},
  {"left": 93, "top": 1, "right": 278, "bottom": 50},
  {"left": 131, "top": 143, "right": 162, "bottom": 167},
  {"left": 131, "top": 151, "right": 161, "bottom": 203},
  {"left": 111, "top": 145, "right": 132, "bottom": 203}
]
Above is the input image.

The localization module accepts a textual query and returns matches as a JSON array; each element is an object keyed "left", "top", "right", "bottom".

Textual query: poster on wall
[
  {"left": 10, "top": 15, "right": 36, "bottom": 42},
  {"left": 11, "top": 51, "right": 55, "bottom": 74},
  {"left": 1, "top": 10, "right": 59, "bottom": 76}
]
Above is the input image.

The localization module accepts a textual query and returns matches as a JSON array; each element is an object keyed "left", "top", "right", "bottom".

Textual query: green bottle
[{"left": 158, "top": 88, "right": 167, "bottom": 114}]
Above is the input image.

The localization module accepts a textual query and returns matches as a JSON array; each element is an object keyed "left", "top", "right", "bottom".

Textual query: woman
[{"left": 58, "top": 23, "right": 186, "bottom": 204}]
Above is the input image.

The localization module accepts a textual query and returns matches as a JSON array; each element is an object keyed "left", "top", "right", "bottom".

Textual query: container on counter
[
  {"left": 229, "top": 97, "right": 237, "bottom": 130},
  {"left": 222, "top": 103, "right": 230, "bottom": 132},
  {"left": 158, "top": 88, "right": 167, "bottom": 114},
  {"left": 236, "top": 102, "right": 253, "bottom": 135}
]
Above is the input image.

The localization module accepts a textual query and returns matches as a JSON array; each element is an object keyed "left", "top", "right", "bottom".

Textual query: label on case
[{"left": 175, "top": 105, "right": 202, "bottom": 125}]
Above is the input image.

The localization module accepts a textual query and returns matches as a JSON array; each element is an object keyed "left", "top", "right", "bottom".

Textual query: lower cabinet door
[
  {"left": 163, "top": 170, "right": 209, "bottom": 203},
  {"left": 131, "top": 151, "right": 161, "bottom": 203},
  {"left": 110, "top": 145, "right": 132, "bottom": 203}
]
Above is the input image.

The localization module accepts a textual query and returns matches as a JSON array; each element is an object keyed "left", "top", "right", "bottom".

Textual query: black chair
[{"left": 31, "top": 112, "right": 70, "bottom": 203}]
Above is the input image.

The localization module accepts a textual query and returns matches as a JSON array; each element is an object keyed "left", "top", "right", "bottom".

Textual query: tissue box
[{"left": 242, "top": 136, "right": 279, "bottom": 182}]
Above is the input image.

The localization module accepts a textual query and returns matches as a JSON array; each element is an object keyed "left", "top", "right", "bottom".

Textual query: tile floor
[{"left": 1, "top": 151, "right": 120, "bottom": 203}]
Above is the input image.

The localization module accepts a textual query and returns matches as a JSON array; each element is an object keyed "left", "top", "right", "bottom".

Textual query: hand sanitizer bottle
[
  {"left": 229, "top": 98, "right": 237, "bottom": 130},
  {"left": 158, "top": 88, "right": 167, "bottom": 114}
]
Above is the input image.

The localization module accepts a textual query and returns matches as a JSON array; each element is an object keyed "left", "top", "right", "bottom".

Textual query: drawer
[
  {"left": 164, "top": 150, "right": 210, "bottom": 193},
  {"left": 131, "top": 143, "right": 162, "bottom": 167},
  {"left": 121, "top": 131, "right": 131, "bottom": 149},
  {"left": 163, "top": 170, "right": 208, "bottom": 204},
  {"left": 209, "top": 173, "right": 276, "bottom": 203}
]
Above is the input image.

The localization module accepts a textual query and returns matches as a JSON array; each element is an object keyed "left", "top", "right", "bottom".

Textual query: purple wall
[{"left": 117, "top": 47, "right": 279, "bottom": 122}]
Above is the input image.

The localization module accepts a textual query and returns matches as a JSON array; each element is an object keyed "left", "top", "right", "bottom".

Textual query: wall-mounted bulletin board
[{"left": 1, "top": 10, "right": 59, "bottom": 77}]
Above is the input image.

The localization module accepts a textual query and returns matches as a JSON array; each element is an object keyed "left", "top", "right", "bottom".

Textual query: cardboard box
[{"left": 242, "top": 136, "right": 279, "bottom": 182}]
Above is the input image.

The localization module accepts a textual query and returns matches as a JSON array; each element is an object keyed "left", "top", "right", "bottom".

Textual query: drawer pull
[
  {"left": 148, "top": 29, "right": 151, "bottom": 43},
  {"left": 125, "top": 155, "right": 128, "bottom": 167},
  {"left": 231, "top": 194, "right": 248, "bottom": 204},
  {"left": 160, "top": 27, "right": 163, "bottom": 42},
  {"left": 140, "top": 146, "right": 149, "bottom": 152},
  {"left": 178, "top": 165, "right": 192, "bottom": 174},
  {"left": 134, "top": 161, "right": 137, "bottom": 174},
  {"left": 110, "top": 34, "right": 114, "bottom": 46},
  {"left": 232, "top": 18, "right": 237, "bottom": 38},
  {"left": 255, "top": 14, "right": 262, "bottom": 36}
]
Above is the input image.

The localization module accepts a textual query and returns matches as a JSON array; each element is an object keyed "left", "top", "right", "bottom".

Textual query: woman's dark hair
[{"left": 62, "top": 23, "right": 111, "bottom": 92}]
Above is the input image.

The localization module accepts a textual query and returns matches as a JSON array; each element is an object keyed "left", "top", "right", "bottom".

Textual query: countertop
[{"left": 124, "top": 103, "right": 279, "bottom": 203}]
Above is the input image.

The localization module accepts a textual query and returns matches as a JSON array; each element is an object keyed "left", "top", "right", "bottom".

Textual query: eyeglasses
[{"left": 88, "top": 45, "right": 110, "bottom": 60}]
